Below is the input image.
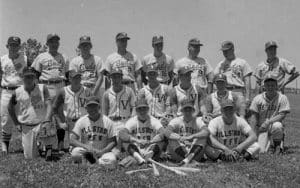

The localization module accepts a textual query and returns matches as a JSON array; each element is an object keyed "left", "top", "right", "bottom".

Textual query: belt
[
  {"left": 39, "top": 80, "right": 64, "bottom": 85},
  {"left": 109, "top": 116, "right": 127, "bottom": 121},
  {"left": 1, "top": 86, "right": 19, "bottom": 90},
  {"left": 22, "top": 123, "right": 39, "bottom": 127},
  {"left": 226, "top": 86, "right": 244, "bottom": 90},
  {"left": 122, "top": 80, "right": 134, "bottom": 85}
]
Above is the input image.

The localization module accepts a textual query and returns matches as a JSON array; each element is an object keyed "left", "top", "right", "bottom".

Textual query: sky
[{"left": 1, "top": 0, "right": 299, "bottom": 86}]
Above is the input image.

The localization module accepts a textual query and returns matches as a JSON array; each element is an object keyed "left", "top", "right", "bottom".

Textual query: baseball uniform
[
  {"left": 175, "top": 57, "right": 213, "bottom": 89},
  {"left": 71, "top": 114, "right": 117, "bottom": 165},
  {"left": 0, "top": 53, "right": 27, "bottom": 144},
  {"left": 142, "top": 53, "right": 174, "bottom": 84}
]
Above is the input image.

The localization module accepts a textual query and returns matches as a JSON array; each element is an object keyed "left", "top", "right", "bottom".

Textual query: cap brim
[
  {"left": 153, "top": 41, "right": 163, "bottom": 44},
  {"left": 85, "top": 102, "right": 100, "bottom": 107},
  {"left": 136, "top": 105, "right": 149, "bottom": 109},
  {"left": 116, "top": 37, "right": 130, "bottom": 40},
  {"left": 47, "top": 36, "right": 60, "bottom": 41},
  {"left": 222, "top": 105, "right": 234, "bottom": 109},
  {"left": 181, "top": 105, "right": 195, "bottom": 110},
  {"left": 23, "top": 73, "right": 36, "bottom": 77},
  {"left": 265, "top": 45, "right": 277, "bottom": 49},
  {"left": 79, "top": 41, "right": 92, "bottom": 46},
  {"left": 214, "top": 79, "right": 226, "bottom": 82},
  {"left": 264, "top": 78, "right": 277, "bottom": 82}
]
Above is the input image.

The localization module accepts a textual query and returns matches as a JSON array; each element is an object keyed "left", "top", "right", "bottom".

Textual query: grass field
[{"left": 0, "top": 94, "right": 299, "bottom": 188}]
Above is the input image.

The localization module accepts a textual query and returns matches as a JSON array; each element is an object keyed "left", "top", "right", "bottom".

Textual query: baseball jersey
[
  {"left": 208, "top": 116, "right": 252, "bottom": 149},
  {"left": 170, "top": 84, "right": 206, "bottom": 116},
  {"left": 0, "top": 54, "right": 27, "bottom": 87},
  {"left": 72, "top": 115, "right": 115, "bottom": 150},
  {"left": 250, "top": 92, "right": 290, "bottom": 126},
  {"left": 31, "top": 52, "right": 68, "bottom": 81},
  {"left": 168, "top": 116, "right": 206, "bottom": 136},
  {"left": 138, "top": 84, "right": 171, "bottom": 118},
  {"left": 102, "top": 86, "right": 135, "bottom": 119},
  {"left": 214, "top": 57, "right": 252, "bottom": 88},
  {"left": 255, "top": 57, "right": 297, "bottom": 88},
  {"left": 11, "top": 84, "right": 50, "bottom": 125},
  {"left": 175, "top": 57, "right": 213, "bottom": 88},
  {"left": 142, "top": 53, "right": 174, "bottom": 83},
  {"left": 69, "top": 55, "right": 103, "bottom": 87},
  {"left": 53, "top": 85, "right": 92, "bottom": 120},
  {"left": 125, "top": 116, "right": 163, "bottom": 141},
  {"left": 102, "top": 52, "right": 142, "bottom": 82}
]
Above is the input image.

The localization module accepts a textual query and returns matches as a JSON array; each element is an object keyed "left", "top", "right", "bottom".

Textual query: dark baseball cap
[
  {"left": 135, "top": 98, "right": 149, "bottom": 109},
  {"left": 22, "top": 67, "right": 37, "bottom": 77},
  {"left": 178, "top": 66, "right": 193, "bottom": 75},
  {"left": 221, "top": 99, "right": 234, "bottom": 109},
  {"left": 221, "top": 41, "right": 234, "bottom": 51},
  {"left": 47, "top": 33, "right": 60, "bottom": 42},
  {"left": 110, "top": 68, "right": 123, "bottom": 76},
  {"left": 85, "top": 96, "right": 101, "bottom": 107},
  {"left": 69, "top": 70, "right": 82, "bottom": 78},
  {"left": 214, "top": 73, "right": 227, "bottom": 83},
  {"left": 180, "top": 99, "right": 195, "bottom": 110},
  {"left": 265, "top": 41, "right": 278, "bottom": 50},
  {"left": 188, "top": 38, "right": 203, "bottom": 46},
  {"left": 116, "top": 32, "right": 130, "bottom": 40},
  {"left": 7, "top": 36, "right": 21, "bottom": 45},
  {"left": 79, "top": 36, "right": 92, "bottom": 46},
  {"left": 152, "top": 36, "right": 163, "bottom": 44},
  {"left": 263, "top": 74, "right": 277, "bottom": 83}
]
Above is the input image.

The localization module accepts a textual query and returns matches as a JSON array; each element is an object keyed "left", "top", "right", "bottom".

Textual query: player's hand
[
  {"left": 224, "top": 149, "right": 237, "bottom": 162},
  {"left": 259, "top": 119, "right": 271, "bottom": 133},
  {"left": 202, "top": 114, "right": 213, "bottom": 124},
  {"left": 58, "top": 122, "right": 68, "bottom": 130},
  {"left": 16, "top": 125, "right": 22, "bottom": 132}
]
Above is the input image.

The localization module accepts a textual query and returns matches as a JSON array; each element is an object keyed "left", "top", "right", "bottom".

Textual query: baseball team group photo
[{"left": 1, "top": 0, "right": 300, "bottom": 187}]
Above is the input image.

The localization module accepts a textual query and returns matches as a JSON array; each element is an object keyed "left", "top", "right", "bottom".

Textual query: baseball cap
[
  {"left": 220, "top": 41, "right": 234, "bottom": 51},
  {"left": 79, "top": 36, "right": 92, "bottom": 46},
  {"left": 220, "top": 99, "right": 234, "bottom": 109},
  {"left": 116, "top": 32, "right": 130, "bottom": 40},
  {"left": 263, "top": 74, "right": 278, "bottom": 83},
  {"left": 110, "top": 68, "right": 123, "bottom": 76},
  {"left": 47, "top": 33, "right": 60, "bottom": 42},
  {"left": 135, "top": 98, "right": 149, "bottom": 109},
  {"left": 22, "top": 67, "right": 37, "bottom": 77},
  {"left": 7, "top": 36, "right": 21, "bottom": 45},
  {"left": 146, "top": 64, "right": 158, "bottom": 73},
  {"left": 152, "top": 36, "right": 163, "bottom": 44},
  {"left": 69, "top": 70, "right": 81, "bottom": 78},
  {"left": 188, "top": 38, "right": 203, "bottom": 46},
  {"left": 214, "top": 73, "right": 227, "bottom": 83},
  {"left": 85, "top": 96, "right": 101, "bottom": 107},
  {"left": 178, "top": 66, "right": 193, "bottom": 75},
  {"left": 180, "top": 99, "right": 195, "bottom": 110},
  {"left": 265, "top": 41, "right": 278, "bottom": 49}
]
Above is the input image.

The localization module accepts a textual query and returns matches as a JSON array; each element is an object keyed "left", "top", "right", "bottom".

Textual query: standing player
[
  {"left": 31, "top": 34, "right": 68, "bottom": 98},
  {"left": 169, "top": 66, "right": 206, "bottom": 117},
  {"left": 202, "top": 73, "right": 246, "bottom": 122},
  {"left": 99, "top": 32, "right": 142, "bottom": 93},
  {"left": 249, "top": 75, "right": 290, "bottom": 154},
  {"left": 8, "top": 67, "right": 56, "bottom": 160},
  {"left": 214, "top": 41, "right": 252, "bottom": 104},
  {"left": 69, "top": 36, "right": 104, "bottom": 96},
  {"left": 206, "top": 99, "right": 260, "bottom": 162},
  {"left": 70, "top": 96, "right": 118, "bottom": 167},
  {"left": 175, "top": 38, "right": 213, "bottom": 93},
  {"left": 165, "top": 100, "right": 209, "bottom": 165},
  {"left": 254, "top": 41, "right": 299, "bottom": 93},
  {"left": 141, "top": 36, "right": 174, "bottom": 85},
  {"left": 52, "top": 70, "right": 92, "bottom": 151},
  {"left": 0, "top": 36, "right": 27, "bottom": 155},
  {"left": 118, "top": 98, "right": 165, "bottom": 167}
]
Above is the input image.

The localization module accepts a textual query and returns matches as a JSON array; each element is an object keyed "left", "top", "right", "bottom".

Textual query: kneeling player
[
  {"left": 8, "top": 67, "right": 56, "bottom": 160},
  {"left": 206, "top": 99, "right": 260, "bottom": 162},
  {"left": 165, "top": 100, "right": 209, "bottom": 165},
  {"left": 70, "top": 96, "right": 117, "bottom": 167},
  {"left": 118, "top": 98, "right": 165, "bottom": 167}
]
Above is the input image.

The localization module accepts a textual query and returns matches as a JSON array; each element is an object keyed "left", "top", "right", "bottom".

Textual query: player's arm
[
  {"left": 281, "top": 70, "right": 299, "bottom": 91},
  {"left": 8, "top": 92, "right": 21, "bottom": 126},
  {"left": 70, "top": 133, "right": 93, "bottom": 151},
  {"left": 234, "top": 93, "right": 246, "bottom": 118},
  {"left": 197, "top": 85, "right": 207, "bottom": 116},
  {"left": 234, "top": 124, "right": 257, "bottom": 154},
  {"left": 93, "top": 58, "right": 105, "bottom": 95},
  {"left": 135, "top": 69, "right": 142, "bottom": 90},
  {"left": 101, "top": 91, "right": 109, "bottom": 116},
  {"left": 149, "top": 127, "right": 165, "bottom": 144},
  {"left": 52, "top": 88, "right": 66, "bottom": 123},
  {"left": 168, "top": 88, "right": 178, "bottom": 116},
  {"left": 281, "top": 60, "right": 299, "bottom": 90},
  {"left": 209, "top": 134, "right": 231, "bottom": 152},
  {"left": 207, "top": 71, "right": 214, "bottom": 94},
  {"left": 244, "top": 75, "right": 252, "bottom": 104},
  {"left": 186, "top": 127, "right": 210, "bottom": 141},
  {"left": 168, "top": 58, "right": 175, "bottom": 85},
  {"left": 0, "top": 59, "right": 2, "bottom": 84},
  {"left": 119, "top": 128, "right": 140, "bottom": 143}
]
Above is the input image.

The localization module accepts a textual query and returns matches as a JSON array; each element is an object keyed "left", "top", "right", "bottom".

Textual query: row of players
[{"left": 5, "top": 64, "right": 290, "bottom": 166}]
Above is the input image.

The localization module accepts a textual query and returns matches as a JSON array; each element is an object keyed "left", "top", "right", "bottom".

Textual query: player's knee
[
  {"left": 98, "top": 152, "right": 117, "bottom": 168},
  {"left": 204, "top": 145, "right": 222, "bottom": 161},
  {"left": 246, "top": 142, "right": 260, "bottom": 156},
  {"left": 270, "top": 122, "right": 284, "bottom": 141}
]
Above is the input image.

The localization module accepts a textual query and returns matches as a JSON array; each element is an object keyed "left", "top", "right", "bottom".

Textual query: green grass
[{"left": 0, "top": 94, "right": 299, "bottom": 188}]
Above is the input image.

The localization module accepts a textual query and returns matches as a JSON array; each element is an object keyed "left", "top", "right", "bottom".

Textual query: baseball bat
[
  {"left": 125, "top": 168, "right": 152, "bottom": 175},
  {"left": 170, "top": 167, "right": 201, "bottom": 173},
  {"left": 147, "top": 158, "right": 187, "bottom": 176},
  {"left": 152, "top": 163, "right": 160, "bottom": 176}
]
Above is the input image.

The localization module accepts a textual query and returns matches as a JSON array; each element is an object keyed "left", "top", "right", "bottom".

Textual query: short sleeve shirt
[{"left": 168, "top": 116, "right": 206, "bottom": 136}]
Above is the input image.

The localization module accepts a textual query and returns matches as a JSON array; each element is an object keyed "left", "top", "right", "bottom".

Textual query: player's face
[
  {"left": 222, "top": 106, "right": 235, "bottom": 119},
  {"left": 70, "top": 75, "right": 82, "bottom": 86},
  {"left": 265, "top": 47, "right": 277, "bottom": 60},
  {"left": 264, "top": 80, "right": 278, "bottom": 94},
  {"left": 179, "top": 72, "right": 192, "bottom": 84},
  {"left": 47, "top": 39, "right": 60, "bottom": 52},
  {"left": 188, "top": 45, "right": 200, "bottom": 57},
  {"left": 7, "top": 43, "right": 21, "bottom": 55},
  {"left": 222, "top": 48, "right": 234, "bottom": 60},
  {"left": 215, "top": 80, "right": 226, "bottom": 91},
  {"left": 79, "top": 43, "right": 92, "bottom": 54},
  {"left": 111, "top": 73, "right": 123, "bottom": 85},
  {"left": 153, "top": 43, "right": 163, "bottom": 52},
  {"left": 86, "top": 104, "right": 100, "bottom": 118},
  {"left": 181, "top": 107, "right": 194, "bottom": 118},
  {"left": 136, "top": 107, "right": 149, "bottom": 119},
  {"left": 23, "top": 75, "right": 36, "bottom": 88},
  {"left": 116, "top": 39, "right": 128, "bottom": 50},
  {"left": 147, "top": 71, "right": 158, "bottom": 81}
]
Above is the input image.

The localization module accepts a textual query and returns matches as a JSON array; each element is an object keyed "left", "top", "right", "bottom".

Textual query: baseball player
[
  {"left": 52, "top": 70, "right": 93, "bottom": 152},
  {"left": 70, "top": 96, "right": 118, "bottom": 167},
  {"left": 69, "top": 36, "right": 104, "bottom": 96},
  {"left": 0, "top": 36, "right": 27, "bottom": 155},
  {"left": 202, "top": 73, "right": 246, "bottom": 122},
  {"left": 99, "top": 32, "right": 142, "bottom": 93},
  {"left": 8, "top": 67, "right": 56, "bottom": 160},
  {"left": 118, "top": 98, "right": 165, "bottom": 167},
  {"left": 141, "top": 36, "right": 174, "bottom": 85},
  {"left": 175, "top": 38, "right": 213, "bottom": 93},
  {"left": 214, "top": 41, "right": 252, "bottom": 103},
  {"left": 164, "top": 99, "right": 209, "bottom": 165},
  {"left": 31, "top": 33, "right": 69, "bottom": 99},
  {"left": 205, "top": 99, "right": 260, "bottom": 162},
  {"left": 254, "top": 41, "right": 299, "bottom": 93},
  {"left": 169, "top": 66, "right": 206, "bottom": 117},
  {"left": 249, "top": 75, "right": 290, "bottom": 154}
]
